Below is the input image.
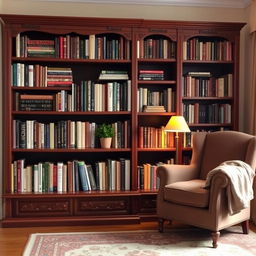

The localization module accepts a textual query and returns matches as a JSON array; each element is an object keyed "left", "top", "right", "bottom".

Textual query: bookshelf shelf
[
  {"left": 12, "top": 57, "right": 132, "bottom": 64},
  {"left": 137, "top": 80, "right": 176, "bottom": 85},
  {"left": 12, "top": 111, "right": 131, "bottom": 115},
  {"left": 183, "top": 60, "right": 234, "bottom": 64},
  {"left": 137, "top": 148, "right": 176, "bottom": 152},
  {"left": 182, "top": 97, "right": 233, "bottom": 100},
  {"left": 138, "top": 112, "right": 175, "bottom": 116},
  {"left": 1, "top": 14, "right": 244, "bottom": 227},
  {"left": 12, "top": 148, "right": 132, "bottom": 153},
  {"left": 12, "top": 87, "right": 72, "bottom": 91},
  {"left": 137, "top": 58, "right": 176, "bottom": 63}
]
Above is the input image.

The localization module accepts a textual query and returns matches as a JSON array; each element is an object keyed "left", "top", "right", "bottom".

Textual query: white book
[
  {"left": 26, "top": 165, "right": 32, "bottom": 193},
  {"left": 28, "top": 65, "right": 34, "bottom": 87},
  {"left": 70, "top": 121, "right": 76, "bottom": 148},
  {"left": 17, "top": 63, "right": 21, "bottom": 87},
  {"left": 57, "top": 162, "right": 63, "bottom": 192},
  {"left": 125, "top": 159, "right": 130, "bottom": 191},
  {"left": 183, "top": 41, "right": 187, "bottom": 60},
  {"left": 38, "top": 163, "right": 43, "bottom": 193},
  {"left": 89, "top": 34, "right": 95, "bottom": 59},
  {"left": 20, "top": 63, "right": 25, "bottom": 87},
  {"left": 76, "top": 121, "right": 82, "bottom": 149},
  {"left": 62, "top": 164, "right": 67, "bottom": 192},
  {"left": 137, "top": 40, "right": 140, "bottom": 59},
  {"left": 107, "top": 83, "right": 113, "bottom": 111},
  {"left": 33, "top": 164, "right": 39, "bottom": 193},
  {"left": 21, "top": 160, "right": 26, "bottom": 192},
  {"left": 116, "top": 83, "right": 120, "bottom": 111},
  {"left": 81, "top": 121, "right": 85, "bottom": 149},
  {"left": 16, "top": 33, "right": 20, "bottom": 57},
  {"left": 50, "top": 123, "right": 55, "bottom": 149}
]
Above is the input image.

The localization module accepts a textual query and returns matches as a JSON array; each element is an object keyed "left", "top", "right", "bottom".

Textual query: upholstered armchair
[{"left": 157, "top": 131, "right": 256, "bottom": 248}]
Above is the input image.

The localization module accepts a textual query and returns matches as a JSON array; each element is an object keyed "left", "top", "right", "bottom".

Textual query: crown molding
[{"left": 36, "top": 0, "right": 252, "bottom": 8}]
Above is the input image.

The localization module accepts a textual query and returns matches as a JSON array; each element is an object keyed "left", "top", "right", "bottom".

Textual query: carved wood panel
[
  {"left": 13, "top": 199, "right": 72, "bottom": 217},
  {"left": 138, "top": 195, "right": 157, "bottom": 213},
  {"left": 75, "top": 197, "right": 130, "bottom": 216}
]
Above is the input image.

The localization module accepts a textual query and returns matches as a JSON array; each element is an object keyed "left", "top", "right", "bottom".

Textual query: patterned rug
[{"left": 23, "top": 227, "right": 256, "bottom": 256}]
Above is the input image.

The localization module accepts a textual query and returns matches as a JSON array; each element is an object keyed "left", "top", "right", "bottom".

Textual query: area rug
[{"left": 23, "top": 227, "right": 256, "bottom": 256}]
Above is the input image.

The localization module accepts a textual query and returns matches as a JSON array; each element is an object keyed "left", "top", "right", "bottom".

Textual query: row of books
[
  {"left": 138, "top": 126, "right": 175, "bottom": 148},
  {"left": 136, "top": 38, "right": 176, "bottom": 59},
  {"left": 11, "top": 158, "right": 131, "bottom": 193},
  {"left": 14, "top": 80, "right": 131, "bottom": 112},
  {"left": 137, "top": 87, "right": 175, "bottom": 112},
  {"left": 138, "top": 70, "right": 164, "bottom": 81},
  {"left": 183, "top": 103, "right": 232, "bottom": 124},
  {"left": 72, "top": 80, "right": 131, "bottom": 112},
  {"left": 16, "top": 34, "right": 131, "bottom": 60},
  {"left": 12, "top": 64, "right": 73, "bottom": 87},
  {"left": 13, "top": 120, "right": 131, "bottom": 149},
  {"left": 137, "top": 159, "right": 175, "bottom": 190},
  {"left": 183, "top": 38, "right": 233, "bottom": 61},
  {"left": 182, "top": 73, "right": 233, "bottom": 97}
]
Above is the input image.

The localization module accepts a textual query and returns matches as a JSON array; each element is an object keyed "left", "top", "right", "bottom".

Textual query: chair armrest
[
  {"left": 208, "top": 173, "right": 229, "bottom": 213},
  {"left": 157, "top": 164, "right": 199, "bottom": 188}
]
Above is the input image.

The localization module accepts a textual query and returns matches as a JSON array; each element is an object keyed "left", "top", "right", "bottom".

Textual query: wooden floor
[{"left": 0, "top": 221, "right": 255, "bottom": 256}]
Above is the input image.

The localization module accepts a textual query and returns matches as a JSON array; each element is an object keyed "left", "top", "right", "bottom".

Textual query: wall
[{"left": 0, "top": 1, "right": 249, "bottom": 218}]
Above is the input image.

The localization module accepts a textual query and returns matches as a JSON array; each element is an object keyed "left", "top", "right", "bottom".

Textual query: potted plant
[{"left": 95, "top": 123, "right": 114, "bottom": 148}]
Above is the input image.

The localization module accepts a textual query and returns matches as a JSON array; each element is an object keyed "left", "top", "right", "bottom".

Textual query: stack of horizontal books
[
  {"left": 139, "top": 70, "right": 164, "bottom": 80},
  {"left": 27, "top": 39, "right": 55, "bottom": 58},
  {"left": 143, "top": 105, "right": 166, "bottom": 112},
  {"left": 47, "top": 67, "right": 73, "bottom": 87},
  {"left": 98, "top": 70, "right": 129, "bottom": 80}
]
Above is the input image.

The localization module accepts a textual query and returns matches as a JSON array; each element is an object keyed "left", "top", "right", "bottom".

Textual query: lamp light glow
[{"left": 165, "top": 116, "right": 190, "bottom": 133}]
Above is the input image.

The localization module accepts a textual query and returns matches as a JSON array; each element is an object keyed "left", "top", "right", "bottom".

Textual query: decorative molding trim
[{"left": 36, "top": 0, "right": 252, "bottom": 9}]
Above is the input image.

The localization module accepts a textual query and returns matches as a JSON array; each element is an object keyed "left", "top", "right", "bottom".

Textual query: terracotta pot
[{"left": 100, "top": 137, "right": 112, "bottom": 148}]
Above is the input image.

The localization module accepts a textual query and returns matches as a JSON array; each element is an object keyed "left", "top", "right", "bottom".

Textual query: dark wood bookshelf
[
  {"left": 12, "top": 148, "right": 131, "bottom": 152},
  {"left": 12, "top": 57, "right": 132, "bottom": 64},
  {"left": 1, "top": 14, "right": 244, "bottom": 227},
  {"left": 137, "top": 80, "right": 176, "bottom": 85},
  {"left": 13, "top": 111, "right": 131, "bottom": 115}
]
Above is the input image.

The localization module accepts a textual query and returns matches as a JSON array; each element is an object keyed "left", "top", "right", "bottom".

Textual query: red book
[{"left": 139, "top": 70, "right": 164, "bottom": 74}]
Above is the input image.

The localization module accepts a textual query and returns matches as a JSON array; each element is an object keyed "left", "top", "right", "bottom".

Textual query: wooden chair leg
[
  {"left": 158, "top": 218, "right": 164, "bottom": 233},
  {"left": 211, "top": 231, "right": 220, "bottom": 248},
  {"left": 241, "top": 220, "right": 249, "bottom": 234}
]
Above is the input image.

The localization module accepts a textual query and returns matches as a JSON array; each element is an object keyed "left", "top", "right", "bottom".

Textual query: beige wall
[
  {"left": 0, "top": 1, "right": 250, "bottom": 218},
  {"left": 1, "top": 1, "right": 246, "bottom": 21}
]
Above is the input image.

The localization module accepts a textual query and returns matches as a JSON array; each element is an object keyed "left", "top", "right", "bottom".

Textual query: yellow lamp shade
[{"left": 165, "top": 116, "right": 190, "bottom": 132}]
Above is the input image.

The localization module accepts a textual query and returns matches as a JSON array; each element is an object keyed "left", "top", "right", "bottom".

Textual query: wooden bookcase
[{"left": 0, "top": 14, "right": 245, "bottom": 227}]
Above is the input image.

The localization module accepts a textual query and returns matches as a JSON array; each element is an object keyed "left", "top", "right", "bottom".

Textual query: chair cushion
[{"left": 164, "top": 179, "right": 209, "bottom": 208}]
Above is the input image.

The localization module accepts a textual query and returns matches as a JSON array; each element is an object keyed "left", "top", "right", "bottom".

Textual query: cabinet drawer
[
  {"left": 75, "top": 197, "right": 131, "bottom": 216},
  {"left": 13, "top": 198, "right": 72, "bottom": 217},
  {"left": 138, "top": 195, "right": 157, "bottom": 213}
]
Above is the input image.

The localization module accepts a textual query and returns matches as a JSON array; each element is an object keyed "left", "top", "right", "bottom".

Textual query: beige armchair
[{"left": 157, "top": 131, "right": 256, "bottom": 248}]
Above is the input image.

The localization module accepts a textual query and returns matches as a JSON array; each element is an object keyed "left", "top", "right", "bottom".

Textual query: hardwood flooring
[{"left": 0, "top": 221, "right": 255, "bottom": 256}]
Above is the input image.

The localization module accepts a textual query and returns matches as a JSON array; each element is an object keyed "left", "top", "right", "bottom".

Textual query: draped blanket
[{"left": 205, "top": 160, "right": 255, "bottom": 215}]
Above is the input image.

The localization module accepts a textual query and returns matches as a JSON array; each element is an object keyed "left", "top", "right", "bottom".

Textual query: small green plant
[{"left": 95, "top": 123, "right": 114, "bottom": 138}]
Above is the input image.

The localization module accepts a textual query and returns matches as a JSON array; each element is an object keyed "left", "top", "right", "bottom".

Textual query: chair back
[{"left": 199, "top": 131, "right": 256, "bottom": 179}]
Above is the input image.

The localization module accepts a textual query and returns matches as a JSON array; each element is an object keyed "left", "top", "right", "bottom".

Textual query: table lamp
[{"left": 164, "top": 115, "right": 190, "bottom": 164}]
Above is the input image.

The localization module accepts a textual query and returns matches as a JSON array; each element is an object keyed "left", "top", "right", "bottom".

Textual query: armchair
[{"left": 157, "top": 131, "right": 256, "bottom": 248}]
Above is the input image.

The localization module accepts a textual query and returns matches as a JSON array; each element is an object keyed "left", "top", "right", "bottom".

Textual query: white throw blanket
[{"left": 205, "top": 160, "right": 255, "bottom": 215}]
